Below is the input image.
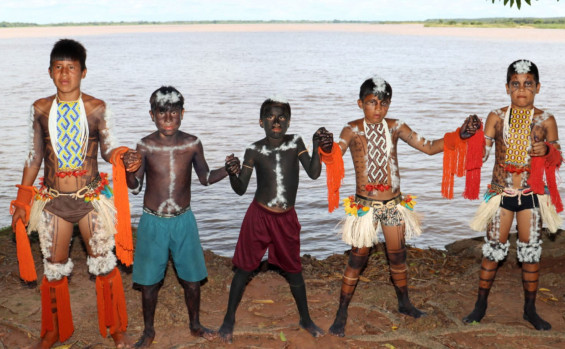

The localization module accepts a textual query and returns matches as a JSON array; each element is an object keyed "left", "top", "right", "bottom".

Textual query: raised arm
[
  {"left": 337, "top": 125, "right": 355, "bottom": 156},
  {"left": 531, "top": 112, "right": 560, "bottom": 156},
  {"left": 192, "top": 139, "right": 228, "bottom": 186},
  {"left": 226, "top": 148, "right": 254, "bottom": 196},
  {"left": 299, "top": 128, "right": 333, "bottom": 179},
  {"left": 124, "top": 143, "right": 145, "bottom": 194},
  {"left": 94, "top": 102, "right": 119, "bottom": 163},
  {"left": 397, "top": 122, "right": 444, "bottom": 155}
]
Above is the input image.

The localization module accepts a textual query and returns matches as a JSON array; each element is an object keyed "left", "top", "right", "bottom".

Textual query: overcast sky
[{"left": 1, "top": 0, "right": 562, "bottom": 24}]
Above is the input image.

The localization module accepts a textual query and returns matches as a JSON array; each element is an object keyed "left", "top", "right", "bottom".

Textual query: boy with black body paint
[
  {"left": 218, "top": 97, "right": 333, "bottom": 343},
  {"left": 123, "top": 86, "right": 238, "bottom": 347}
]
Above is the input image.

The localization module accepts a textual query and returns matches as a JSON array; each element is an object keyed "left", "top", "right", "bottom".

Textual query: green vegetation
[
  {"left": 491, "top": 0, "right": 560, "bottom": 10},
  {"left": 425, "top": 17, "right": 565, "bottom": 29}
]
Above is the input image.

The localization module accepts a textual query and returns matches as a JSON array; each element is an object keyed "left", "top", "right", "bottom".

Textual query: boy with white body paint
[
  {"left": 10, "top": 39, "right": 136, "bottom": 348},
  {"left": 329, "top": 76, "right": 475, "bottom": 337},
  {"left": 218, "top": 97, "right": 333, "bottom": 343},
  {"left": 123, "top": 86, "right": 237, "bottom": 347}
]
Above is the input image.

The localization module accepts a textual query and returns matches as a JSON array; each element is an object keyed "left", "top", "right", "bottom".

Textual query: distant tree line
[{"left": 426, "top": 17, "right": 565, "bottom": 28}]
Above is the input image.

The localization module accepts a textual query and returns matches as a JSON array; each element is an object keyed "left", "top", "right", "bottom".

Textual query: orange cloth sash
[{"left": 319, "top": 143, "right": 344, "bottom": 212}]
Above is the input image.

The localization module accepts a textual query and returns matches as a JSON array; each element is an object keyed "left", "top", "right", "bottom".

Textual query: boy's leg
[
  {"left": 329, "top": 246, "right": 370, "bottom": 337},
  {"left": 134, "top": 282, "right": 161, "bottom": 348},
  {"left": 79, "top": 211, "right": 129, "bottom": 347},
  {"left": 463, "top": 207, "right": 512, "bottom": 324},
  {"left": 383, "top": 225, "right": 425, "bottom": 318},
  {"left": 462, "top": 258, "right": 499, "bottom": 323},
  {"left": 284, "top": 272, "right": 324, "bottom": 337},
  {"left": 36, "top": 211, "right": 75, "bottom": 348},
  {"left": 178, "top": 279, "right": 216, "bottom": 339},
  {"left": 219, "top": 268, "right": 253, "bottom": 343},
  {"left": 516, "top": 207, "right": 550, "bottom": 330}
]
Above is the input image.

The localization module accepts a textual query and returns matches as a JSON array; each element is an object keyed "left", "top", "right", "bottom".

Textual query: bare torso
[
  {"left": 26, "top": 93, "right": 115, "bottom": 192},
  {"left": 485, "top": 106, "right": 559, "bottom": 189},
  {"left": 339, "top": 118, "right": 444, "bottom": 200}
]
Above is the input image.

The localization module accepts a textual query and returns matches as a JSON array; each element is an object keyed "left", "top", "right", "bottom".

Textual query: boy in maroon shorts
[{"left": 218, "top": 96, "right": 333, "bottom": 343}]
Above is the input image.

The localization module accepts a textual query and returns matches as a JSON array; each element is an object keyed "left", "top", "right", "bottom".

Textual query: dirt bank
[{"left": 1, "top": 227, "right": 564, "bottom": 348}]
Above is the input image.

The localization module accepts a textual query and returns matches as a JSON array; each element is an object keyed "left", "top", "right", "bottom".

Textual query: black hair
[
  {"left": 507, "top": 59, "right": 539, "bottom": 84},
  {"left": 50, "top": 39, "right": 87, "bottom": 71},
  {"left": 149, "top": 86, "right": 185, "bottom": 112},
  {"left": 359, "top": 77, "right": 392, "bottom": 101},
  {"left": 260, "top": 98, "right": 291, "bottom": 119}
]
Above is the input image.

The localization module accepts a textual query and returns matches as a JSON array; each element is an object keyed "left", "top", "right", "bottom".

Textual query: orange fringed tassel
[
  {"left": 442, "top": 128, "right": 467, "bottom": 199},
  {"left": 110, "top": 147, "right": 134, "bottom": 266},
  {"left": 15, "top": 220, "right": 37, "bottom": 281},
  {"left": 319, "top": 143, "right": 344, "bottom": 212},
  {"left": 10, "top": 184, "right": 37, "bottom": 282},
  {"left": 40, "top": 276, "right": 74, "bottom": 343},
  {"left": 96, "top": 268, "right": 128, "bottom": 338},
  {"left": 528, "top": 143, "right": 563, "bottom": 212},
  {"left": 463, "top": 127, "right": 485, "bottom": 200}
]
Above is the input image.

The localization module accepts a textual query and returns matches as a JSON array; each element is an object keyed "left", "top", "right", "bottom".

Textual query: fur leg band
[
  {"left": 87, "top": 253, "right": 117, "bottom": 276},
  {"left": 482, "top": 239, "right": 510, "bottom": 262},
  {"left": 517, "top": 240, "right": 542, "bottom": 263},
  {"left": 43, "top": 258, "right": 74, "bottom": 282}
]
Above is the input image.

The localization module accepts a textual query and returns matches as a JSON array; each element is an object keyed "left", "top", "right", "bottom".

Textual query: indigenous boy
[
  {"left": 328, "top": 76, "right": 474, "bottom": 337},
  {"left": 10, "top": 39, "right": 136, "bottom": 348},
  {"left": 462, "top": 60, "right": 561, "bottom": 330},
  {"left": 218, "top": 97, "right": 333, "bottom": 343},
  {"left": 123, "top": 86, "right": 233, "bottom": 347}
]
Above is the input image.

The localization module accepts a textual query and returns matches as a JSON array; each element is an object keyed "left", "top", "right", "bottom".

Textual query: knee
[
  {"left": 386, "top": 247, "right": 407, "bottom": 266},
  {"left": 482, "top": 238, "right": 510, "bottom": 262},
  {"left": 44, "top": 258, "right": 74, "bottom": 281},
  {"left": 285, "top": 272, "right": 305, "bottom": 287},
  {"left": 517, "top": 240, "right": 542, "bottom": 263},
  {"left": 87, "top": 252, "right": 117, "bottom": 276},
  {"left": 348, "top": 248, "right": 370, "bottom": 269}
]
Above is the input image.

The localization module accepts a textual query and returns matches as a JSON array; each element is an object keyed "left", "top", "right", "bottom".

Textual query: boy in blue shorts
[{"left": 123, "top": 86, "right": 238, "bottom": 347}]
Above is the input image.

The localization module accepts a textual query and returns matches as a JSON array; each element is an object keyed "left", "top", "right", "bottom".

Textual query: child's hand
[
  {"left": 314, "top": 127, "right": 333, "bottom": 153},
  {"left": 225, "top": 154, "right": 241, "bottom": 176},
  {"left": 530, "top": 136, "right": 548, "bottom": 157},
  {"left": 460, "top": 114, "right": 481, "bottom": 139},
  {"left": 122, "top": 149, "right": 142, "bottom": 172}
]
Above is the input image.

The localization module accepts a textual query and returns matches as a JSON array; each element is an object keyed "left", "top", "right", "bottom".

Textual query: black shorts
[{"left": 500, "top": 193, "right": 539, "bottom": 212}]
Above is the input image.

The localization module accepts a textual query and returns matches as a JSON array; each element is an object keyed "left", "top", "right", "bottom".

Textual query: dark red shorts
[{"left": 232, "top": 200, "right": 302, "bottom": 273}]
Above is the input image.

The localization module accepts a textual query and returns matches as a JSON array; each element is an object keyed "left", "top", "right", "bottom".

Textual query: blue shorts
[{"left": 132, "top": 208, "right": 207, "bottom": 285}]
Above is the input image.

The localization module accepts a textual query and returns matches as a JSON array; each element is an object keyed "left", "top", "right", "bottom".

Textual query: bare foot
[
  {"left": 218, "top": 322, "right": 234, "bottom": 344},
  {"left": 190, "top": 325, "right": 217, "bottom": 340},
  {"left": 31, "top": 331, "right": 58, "bottom": 349},
  {"left": 31, "top": 337, "right": 58, "bottom": 349},
  {"left": 134, "top": 330, "right": 155, "bottom": 348},
  {"left": 462, "top": 302, "right": 487, "bottom": 325},
  {"left": 111, "top": 330, "right": 133, "bottom": 348},
  {"left": 399, "top": 304, "right": 426, "bottom": 318},
  {"left": 328, "top": 316, "right": 346, "bottom": 337},
  {"left": 524, "top": 310, "right": 551, "bottom": 331},
  {"left": 300, "top": 320, "right": 325, "bottom": 338}
]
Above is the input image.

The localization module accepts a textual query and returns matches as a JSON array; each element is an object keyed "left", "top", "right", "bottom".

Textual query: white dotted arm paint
[
  {"left": 25, "top": 104, "right": 36, "bottom": 166},
  {"left": 100, "top": 107, "right": 118, "bottom": 159}
]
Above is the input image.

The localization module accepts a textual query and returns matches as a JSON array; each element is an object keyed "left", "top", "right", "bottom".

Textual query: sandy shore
[{"left": 1, "top": 23, "right": 565, "bottom": 42}]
